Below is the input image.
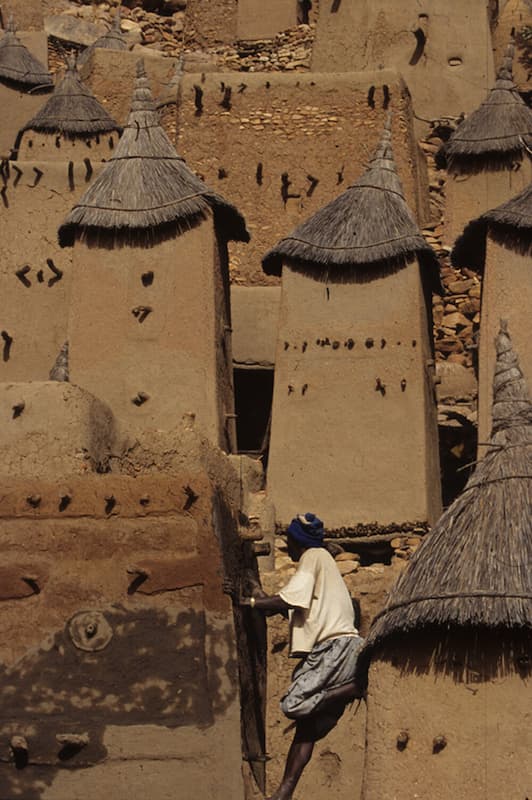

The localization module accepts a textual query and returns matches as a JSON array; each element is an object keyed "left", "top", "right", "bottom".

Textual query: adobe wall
[
  {"left": 443, "top": 159, "right": 532, "bottom": 248},
  {"left": 80, "top": 49, "right": 180, "bottom": 131},
  {"left": 311, "top": 0, "right": 495, "bottom": 130},
  {"left": 0, "top": 159, "right": 104, "bottom": 382},
  {"left": 477, "top": 235, "right": 531, "bottom": 444},
  {"left": 67, "top": 219, "right": 236, "bottom": 450},
  {"left": 237, "top": 0, "right": 298, "bottom": 42},
  {"left": 492, "top": 0, "right": 532, "bottom": 92},
  {"left": 0, "top": 382, "right": 115, "bottom": 476},
  {"left": 0, "top": 0, "right": 43, "bottom": 30},
  {"left": 0, "top": 32, "right": 50, "bottom": 157},
  {"left": 184, "top": 0, "right": 238, "bottom": 46},
  {"left": 178, "top": 71, "right": 429, "bottom": 286},
  {"left": 231, "top": 286, "right": 281, "bottom": 366},
  {"left": 362, "top": 631, "right": 532, "bottom": 800},
  {"left": 267, "top": 261, "right": 442, "bottom": 528},
  {"left": 0, "top": 475, "right": 251, "bottom": 800},
  {"left": 16, "top": 129, "right": 121, "bottom": 163}
]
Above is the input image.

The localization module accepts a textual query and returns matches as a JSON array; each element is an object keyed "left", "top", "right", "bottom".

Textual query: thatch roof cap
[
  {"left": 441, "top": 44, "right": 532, "bottom": 169},
  {"left": 77, "top": 9, "right": 128, "bottom": 67},
  {"left": 451, "top": 181, "right": 532, "bottom": 270},
  {"left": 58, "top": 60, "right": 249, "bottom": 246},
  {"left": 0, "top": 16, "right": 52, "bottom": 88},
  {"left": 362, "top": 322, "right": 532, "bottom": 662},
  {"left": 262, "top": 115, "right": 441, "bottom": 291},
  {"left": 18, "top": 56, "right": 121, "bottom": 137}
]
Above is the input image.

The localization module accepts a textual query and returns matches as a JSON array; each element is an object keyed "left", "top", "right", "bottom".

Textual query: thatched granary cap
[
  {"left": 0, "top": 17, "right": 52, "bottom": 88},
  {"left": 58, "top": 61, "right": 249, "bottom": 246},
  {"left": 440, "top": 44, "right": 532, "bottom": 171},
  {"left": 77, "top": 10, "right": 128, "bottom": 67},
  {"left": 262, "top": 115, "right": 441, "bottom": 291},
  {"left": 451, "top": 181, "right": 532, "bottom": 270},
  {"left": 18, "top": 56, "right": 121, "bottom": 138},
  {"left": 361, "top": 322, "right": 532, "bottom": 666}
]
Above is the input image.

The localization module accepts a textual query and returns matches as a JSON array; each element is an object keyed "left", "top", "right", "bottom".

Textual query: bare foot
[{"left": 266, "top": 784, "right": 294, "bottom": 800}]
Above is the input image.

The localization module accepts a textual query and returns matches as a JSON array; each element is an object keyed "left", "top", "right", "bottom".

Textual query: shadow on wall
[{"left": 0, "top": 605, "right": 237, "bottom": 800}]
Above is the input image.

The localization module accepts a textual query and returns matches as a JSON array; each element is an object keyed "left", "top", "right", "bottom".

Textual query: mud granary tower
[
  {"left": 59, "top": 60, "right": 249, "bottom": 448},
  {"left": 263, "top": 116, "right": 442, "bottom": 529},
  {"left": 440, "top": 43, "right": 532, "bottom": 246},
  {"left": 360, "top": 322, "right": 532, "bottom": 800}
]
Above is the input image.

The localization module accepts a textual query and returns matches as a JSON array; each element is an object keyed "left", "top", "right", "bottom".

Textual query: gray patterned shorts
[{"left": 280, "top": 635, "right": 364, "bottom": 738}]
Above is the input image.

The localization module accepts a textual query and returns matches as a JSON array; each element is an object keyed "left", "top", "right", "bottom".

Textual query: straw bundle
[
  {"left": 452, "top": 181, "right": 532, "bottom": 270},
  {"left": 0, "top": 17, "right": 52, "bottom": 88},
  {"left": 59, "top": 60, "right": 248, "bottom": 247},
  {"left": 77, "top": 10, "right": 128, "bottom": 68},
  {"left": 262, "top": 115, "right": 441, "bottom": 292},
  {"left": 18, "top": 56, "right": 121, "bottom": 137},
  {"left": 440, "top": 45, "right": 532, "bottom": 174},
  {"left": 363, "top": 321, "right": 532, "bottom": 659}
]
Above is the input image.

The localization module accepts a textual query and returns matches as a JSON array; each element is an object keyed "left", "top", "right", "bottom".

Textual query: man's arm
[{"left": 241, "top": 594, "right": 290, "bottom": 613}]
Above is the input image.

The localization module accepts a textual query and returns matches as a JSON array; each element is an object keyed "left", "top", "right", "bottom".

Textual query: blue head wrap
[{"left": 287, "top": 513, "right": 325, "bottom": 549}]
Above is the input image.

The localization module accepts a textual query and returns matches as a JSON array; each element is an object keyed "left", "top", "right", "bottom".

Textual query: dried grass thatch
[
  {"left": 440, "top": 45, "right": 532, "bottom": 174},
  {"left": 58, "top": 60, "right": 249, "bottom": 247},
  {"left": 17, "top": 56, "right": 121, "bottom": 139},
  {"left": 262, "top": 115, "right": 441, "bottom": 292},
  {"left": 77, "top": 9, "right": 128, "bottom": 67},
  {"left": 362, "top": 321, "right": 532, "bottom": 663},
  {"left": 0, "top": 17, "right": 52, "bottom": 89},
  {"left": 452, "top": 181, "right": 532, "bottom": 269}
]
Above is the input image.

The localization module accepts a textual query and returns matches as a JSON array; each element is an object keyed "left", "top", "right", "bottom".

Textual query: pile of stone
[
  {"left": 420, "top": 123, "right": 482, "bottom": 373},
  {"left": 45, "top": 0, "right": 314, "bottom": 72},
  {"left": 433, "top": 266, "right": 480, "bottom": 369},
  {"left": 217, "top": 25, "right": 314, "bottom": 72}
]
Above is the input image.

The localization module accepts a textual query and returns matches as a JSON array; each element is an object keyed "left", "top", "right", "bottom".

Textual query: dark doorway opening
[
  {"left": 438, "top": 420, "right": 477, "bottom": 508},
  {"left": 234, "top": 368, "right": 274, "bottom": 462}
]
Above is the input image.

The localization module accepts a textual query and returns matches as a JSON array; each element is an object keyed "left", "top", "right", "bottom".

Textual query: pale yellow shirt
[{"left": 279, "top": 547, "right": 358, "bottom": 656}]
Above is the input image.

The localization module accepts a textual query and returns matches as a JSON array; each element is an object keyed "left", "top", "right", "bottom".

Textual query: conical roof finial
[
  {"left": 130, "top": 58, "right": 157, "bottom": 117},
  {"left": 113, "top": 6, "right": 122, "bottom": 30},
  {"left": 370, "top": 110, "right": 393, "bottom": 163},
  {"left": 65, "top": 51, "right": 77, "bottom": 72},
  {"left": 491, "top": 320, "right": 531, "bottom": 434},
  {"left": 496, "top": 39, "right": 515, "bottom": 82}
]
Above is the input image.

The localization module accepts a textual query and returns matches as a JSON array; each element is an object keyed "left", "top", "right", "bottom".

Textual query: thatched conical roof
[
  {"left": 362, "top": 321, "right": 532, "bottom": 661},
  {"left": 77, "top": 9, "right": 128, "bottom": 67},
  {"left": 262, "top": 115, "right": 441, "bottom": 291},
  {"left": 440, "top": 44, "right": 532, "bottom": 172},
  {"left": 451, "top": 181, "right": 532, "bottom": 270},
  {"left": 0, "top": 17, "right": 52, "bottom": 88},
  {"left": 58, "top": 60, "right": 249, "bottom": 246},
  {"left": 18, "top": 56, "right": 121, "bottom": 138}
]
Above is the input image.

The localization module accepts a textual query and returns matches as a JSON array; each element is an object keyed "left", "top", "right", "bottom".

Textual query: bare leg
[
  {"left": 314, "top": 679, "right": 364, "bottom": 710},
  {"left": 267, "top": 719, "right": 316, "bottom": 800}
]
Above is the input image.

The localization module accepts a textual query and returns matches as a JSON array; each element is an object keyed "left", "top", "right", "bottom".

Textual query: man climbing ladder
[{"left": 241, "top": 513, "right": 364, "bottom": 800}]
